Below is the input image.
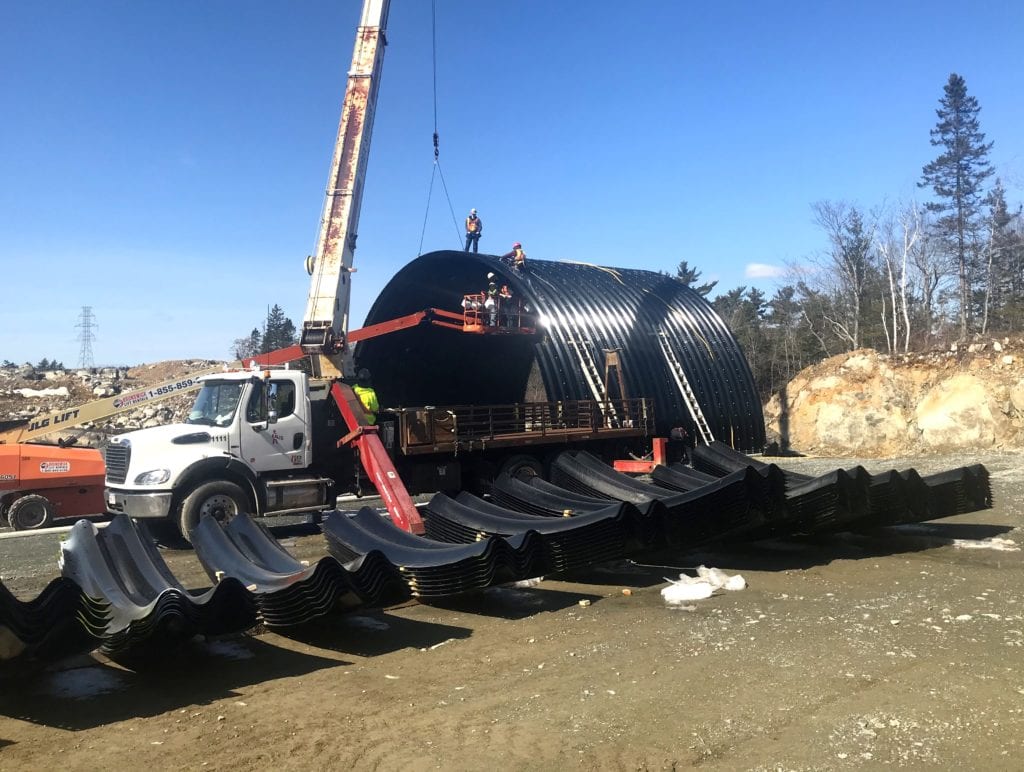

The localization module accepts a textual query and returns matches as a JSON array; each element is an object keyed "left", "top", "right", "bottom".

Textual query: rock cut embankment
[{"left": 764, "top": 341, "right": 1024, "bottom": 456}]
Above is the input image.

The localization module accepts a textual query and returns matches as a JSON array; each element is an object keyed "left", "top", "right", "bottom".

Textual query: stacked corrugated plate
[
  {"left": 650, "top": 462, "right": 795, "bottom": 539},
  {"left": 322, "top": 508, "right": 543, "bottom": 598},
  {"left": 0, "top": 577, "right": 108, "bottom": 665},
  {"left": 491, "top": 473, "right": 659, "bottom": 550},
  {"left": 422, "top": 492, "right": 633, "bottom": 574},
  {"left": 550, "top": 450, "right": 767, "bottom": 545},
  {"left": 60, "top": 517, "right": 255, "bottom": 655},
  {"left": 190, "top": 514, "right": 396, "bottom": 627},
  {"left": 690, "top": 441, "right": 992, "bottom": 530}
]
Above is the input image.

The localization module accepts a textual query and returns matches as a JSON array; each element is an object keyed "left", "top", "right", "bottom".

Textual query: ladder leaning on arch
[
  {"left": 656, "top": 330, "right": 715, "bottom": 445},
  {"left": 560, "top": 325, "right": 621, "bottom": 428}
]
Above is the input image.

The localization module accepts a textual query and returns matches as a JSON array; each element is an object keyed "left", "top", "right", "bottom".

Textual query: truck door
[{"left": 240, "top": 378, "right": 309, "bottom": 472}]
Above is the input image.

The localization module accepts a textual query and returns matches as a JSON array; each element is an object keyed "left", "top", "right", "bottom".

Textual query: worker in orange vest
[
  {"left": 502, "top": 242, "right": 527, "bottom": 270},
  {"left": 464, "top": 208, "right": 483, "bottom": 253}
]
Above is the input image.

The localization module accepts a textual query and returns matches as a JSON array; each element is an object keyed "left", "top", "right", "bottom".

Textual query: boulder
[
  {"left": 914, "top": 375, "right": 996, "bottom": 450},
  {"left": 767, "top": 344, "right": 1024, "bottom": 456}
]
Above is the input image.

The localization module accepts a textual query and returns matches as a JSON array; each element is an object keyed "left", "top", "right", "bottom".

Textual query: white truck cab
[{"left": 104, "top": 368, "right": 334, "bottom": 541}]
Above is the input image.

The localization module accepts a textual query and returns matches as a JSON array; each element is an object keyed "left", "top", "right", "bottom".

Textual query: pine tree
[
  {"left": 675, "top": 260, "right": 718, "bottom": 297},
  {"left": 713, "top": 287, "right": 769, "bottom": 396},
  {"left": 919, "top": 73, "right": 994, "bottom": 339},
  {"left": 262, "top": 305, "right": 298, "bottom": 353},
  {"left": 231, "top": 328, "right": 263, "bottom": 361},
  {"left": 983, "top": 180, "right": 1024, "bottom": 332}
]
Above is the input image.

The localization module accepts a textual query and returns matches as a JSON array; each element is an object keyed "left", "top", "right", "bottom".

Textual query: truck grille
[{"left": 104, "top": 442, "right": 131, "bottom": 484}]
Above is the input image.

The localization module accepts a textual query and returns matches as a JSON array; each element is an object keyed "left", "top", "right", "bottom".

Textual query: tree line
[
  {"left": 681, "top": 73, "right": 1023, "bottom": 401},
  {"left": 231, "top": 304, "right": 298, "bottom": 360}
]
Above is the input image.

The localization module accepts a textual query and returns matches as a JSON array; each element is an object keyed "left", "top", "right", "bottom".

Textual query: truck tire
[
  {"left": 178, "top": 480, "right": 250, "bottom": 542},
  {"left": 8, "top": 494, "right": 56, "bottom": 531},
  {"left": 498, "top": 454, "right": 544, "bottom": 481}
]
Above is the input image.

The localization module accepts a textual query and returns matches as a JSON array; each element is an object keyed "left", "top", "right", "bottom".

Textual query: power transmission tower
[{"left": 76, "top": 306, "right": 97, "bottom": 369}]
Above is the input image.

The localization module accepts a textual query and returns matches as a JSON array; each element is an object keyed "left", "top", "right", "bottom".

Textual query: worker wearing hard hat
[
  {"left": 484, "top": 274, "right": 499, "bottom": 326},
  {"left": 353, "top": 368, "right": 379, "bottom": 425},
  {"left": 502, "top": 242, "right": 527, "bottom": 270},
  {"left": 464, "top": 208, "right": 483, "bottom": 253}
]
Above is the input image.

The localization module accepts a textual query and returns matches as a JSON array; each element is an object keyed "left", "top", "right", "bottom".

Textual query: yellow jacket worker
[{"left": 353, "top": 368, "right": 379, "bottom": 425}]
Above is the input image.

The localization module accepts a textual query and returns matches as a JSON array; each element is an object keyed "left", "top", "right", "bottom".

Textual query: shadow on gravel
[
  {"left": 276, "top": 610, "right": 473, "bottom": 657},
  {"left": 556, "top": 560, "right": 672, "bottom": 589},
  {"left": 0, "top": 636, "right": 340, "bottom": 731},
  {"left": 418, "top": 586, "right": 603, "bottom": 620},
  {"left": 638, "top": 522, "right": 1016, "bottom": 573}
]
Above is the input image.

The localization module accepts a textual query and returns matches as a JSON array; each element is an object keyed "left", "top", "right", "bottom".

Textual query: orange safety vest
[{"left": 466, "top": 215, "right": 481, "bottom": 233}]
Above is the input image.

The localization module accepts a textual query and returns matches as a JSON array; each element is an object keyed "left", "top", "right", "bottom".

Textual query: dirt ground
[{"left": 1, "top": 451, "right": 1022, "bottom": 771}]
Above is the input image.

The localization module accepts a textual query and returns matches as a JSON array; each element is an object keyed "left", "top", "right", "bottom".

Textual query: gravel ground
[{"left": 1, "top": 450, "right": 1022, "bottom": 770}]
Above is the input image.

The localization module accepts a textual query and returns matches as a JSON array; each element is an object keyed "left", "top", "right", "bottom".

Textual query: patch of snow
[
  {"left": 202, "top": 640, "right": 256, "bottom": 660},
  {"left": 662, "top": 578, "right": 714, "bottom": 603},
  {"left": 661, "top": 566, "right": 747, "bottom": 606},
  {"left": 14, "top": 386, "right": 70, "bottom": 398},
  {"left": 952, "top": 537, "right": 1019, "bottom": 552},
  {"left": 511, "top": 576, "right": 545, "bottom": 588},
  {"left": 696, "top": 565, "right": 747, "bottom": 591},
  {"left": 39, "top": 666, "right": 127, "bottom": 699},
  {"left": 485, "top": 586, "right": 547, "bottom": 606}
]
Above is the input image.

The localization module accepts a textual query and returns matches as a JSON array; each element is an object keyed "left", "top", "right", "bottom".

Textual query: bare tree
[
  {"left": 907, "top": 217, "right": 950, "bottom": 348},
  {"left": 876, "top": 203, "right": 923, "bottom": 353},
  {"left": 810, "top": 201, "right": 876, "bottom": 350}
]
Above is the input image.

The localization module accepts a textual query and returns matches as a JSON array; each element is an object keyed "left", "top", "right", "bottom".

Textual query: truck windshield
[{"left": 187, "top": 381, "right": 245, "bottom": 428}]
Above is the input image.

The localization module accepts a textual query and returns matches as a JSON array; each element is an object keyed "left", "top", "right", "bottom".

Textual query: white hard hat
[
  {"left": 470, "top": 208, "right": 477, "bottom": 214},
  {"left": 487, "top": 272, "right": 495, "bottom": 279}
]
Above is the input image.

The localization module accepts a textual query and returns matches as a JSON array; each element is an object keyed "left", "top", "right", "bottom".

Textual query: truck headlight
[{"left": 134, "top": 469, "right": 171, "bottom": 485}]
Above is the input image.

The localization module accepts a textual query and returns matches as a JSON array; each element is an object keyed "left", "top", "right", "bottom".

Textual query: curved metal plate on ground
[
  {"left": 690, "top": 441, "right": 993, "bottom": 531},
  {"left": 423, "top": 493, "right": 632, "bottom": 574},
  {"left": 356, "top": 250, "right": 766, "bottom": 451},
  {"left": 550, "top": 450, "right": 767, "bottom": 545},
  {"left": 0, "top": 577, "right": 108, "bottom": 666},
  {"left": 59, "top": 517, "right": 255, "bottom": 654},
  {"left": 2, "top": 444, "right": 1000, "bottom": 668},
  {"left": 491, "top": 472, "right": 635, "bottom": 518},
  {"left": 322, "top": 508, "right": 543, "bottom": 597},
  {"left": 190, "top": 514, "right": 387, "bottom": 627}
]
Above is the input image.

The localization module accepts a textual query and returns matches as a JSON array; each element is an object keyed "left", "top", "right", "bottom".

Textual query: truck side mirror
[{"left": 267, "top": 410, "right": 279, "bottom": 425}]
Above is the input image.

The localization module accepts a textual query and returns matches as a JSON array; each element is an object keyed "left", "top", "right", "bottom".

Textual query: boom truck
[
  {"left": 0, "top": 348, "right": 304, "bottom": 529},
  {"left": 101, "top": 0, "right": 657, "bottom": 543}
]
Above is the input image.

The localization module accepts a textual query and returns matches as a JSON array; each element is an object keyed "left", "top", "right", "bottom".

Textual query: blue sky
[{"left": 2, "top": 1, "right": 1022, "bottom": 366}]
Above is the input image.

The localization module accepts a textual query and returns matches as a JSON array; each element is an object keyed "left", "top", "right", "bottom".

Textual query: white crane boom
[{"left": 300, "top": 0, "right": 391, "bottom": 378}]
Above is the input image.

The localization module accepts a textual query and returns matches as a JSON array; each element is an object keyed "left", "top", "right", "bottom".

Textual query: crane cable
[{"left": 417, "top": 0, "right": 463, "bottom": 255}]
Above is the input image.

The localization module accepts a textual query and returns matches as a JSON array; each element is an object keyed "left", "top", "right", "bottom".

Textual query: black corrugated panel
[{"left": 355, "top": 250, "right": 765, "bottom": 452}]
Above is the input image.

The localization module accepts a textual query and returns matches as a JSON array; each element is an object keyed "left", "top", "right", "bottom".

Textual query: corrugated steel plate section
[{"left": 356, "top": 250, "right": 766, "bottom": 452}]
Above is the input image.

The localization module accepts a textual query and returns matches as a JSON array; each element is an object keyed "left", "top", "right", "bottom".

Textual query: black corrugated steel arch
[{"left": 355, "top": 250, "right": 765, "bottom": 452}]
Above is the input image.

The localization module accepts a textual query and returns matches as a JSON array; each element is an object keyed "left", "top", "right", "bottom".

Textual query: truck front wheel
[
  {"left": 8, "top": 494, "right": 56, "bottom": 531},
  {"left": 178, "top": 481, "right": 250, "bottom": 542}
]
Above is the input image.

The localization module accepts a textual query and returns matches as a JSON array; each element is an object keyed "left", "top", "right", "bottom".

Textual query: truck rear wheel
[
  {"left": 178, "top": 480, "right": 250, "bottom": 542},
  {"left": 8, "top": 494, "right": 56, "bottom": 531},
  {"left": 498, "top": 454, "right": 544, "bottom": 481}
]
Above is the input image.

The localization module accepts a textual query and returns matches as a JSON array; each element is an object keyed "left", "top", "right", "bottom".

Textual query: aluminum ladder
[
  {"left": 657, "top": 330, "right": 714, "bottom": 444},
  {"left": 557, "top": 318, "right": 620, "bottom": 427}
]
